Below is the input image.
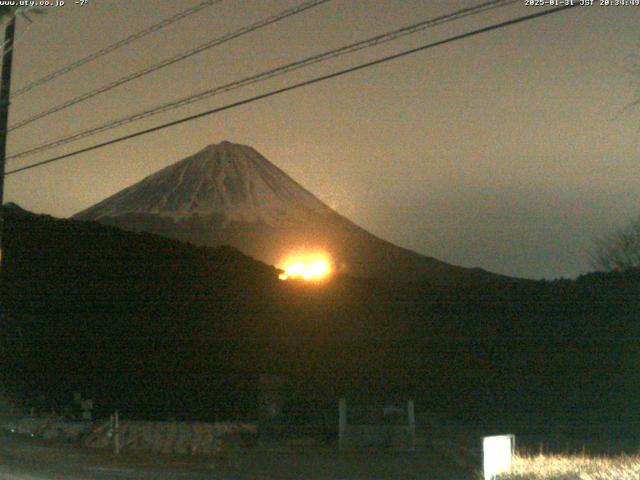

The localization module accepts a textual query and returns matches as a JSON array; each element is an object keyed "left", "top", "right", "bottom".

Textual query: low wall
[
  {"left": 0, "top": 416, "right": 92, "bottom": 441},
  {"left": 0, "top": 417, "right": 257, "bottom": 456},
  {"left": 83, "top": 420, "right": 256, "bottom": 456}
]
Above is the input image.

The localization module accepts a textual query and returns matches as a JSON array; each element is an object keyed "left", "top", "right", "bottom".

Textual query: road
[{"left": 0, "top": 431, "right": 475, "bottom": 479}]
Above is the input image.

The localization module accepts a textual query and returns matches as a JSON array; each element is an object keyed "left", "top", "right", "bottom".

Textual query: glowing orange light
[{"left": 278, "top": 253, "right": 332, "bottom": 281}]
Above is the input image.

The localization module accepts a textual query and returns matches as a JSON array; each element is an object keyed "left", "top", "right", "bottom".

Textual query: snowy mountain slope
[
  {"left": 77, "top": 142, "right": 333, "bottom": 226},
  {"left": 74, "top": 141, "right": 508, "bottom": 285}
]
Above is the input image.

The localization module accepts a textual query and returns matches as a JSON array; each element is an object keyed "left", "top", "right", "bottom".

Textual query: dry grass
[{"left": 497, "top": 452, "right": 640, "bottom": 480}]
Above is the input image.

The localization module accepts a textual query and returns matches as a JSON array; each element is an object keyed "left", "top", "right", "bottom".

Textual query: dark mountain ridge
[{"left": 1, "top": 206, "right": 638, "bottom": 433}]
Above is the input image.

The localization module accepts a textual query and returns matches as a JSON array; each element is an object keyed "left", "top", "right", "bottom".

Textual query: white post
[
  {"left": 483, "top": 434, "right": 515, "bottom": 480},
  {"left": 338, "top": 398, "right": 347, "bottom": 450}
]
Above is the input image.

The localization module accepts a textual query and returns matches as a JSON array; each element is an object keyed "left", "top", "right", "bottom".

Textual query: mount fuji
[{"left": 73, "top": 141, "right": 506, "bottom": 284}]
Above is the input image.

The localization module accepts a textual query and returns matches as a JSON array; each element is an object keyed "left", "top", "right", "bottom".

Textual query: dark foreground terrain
[
  {"left": 2, "top": 205, "right": 639, "bottom": 437},
  {"left": 0, "top": 431, "right": 473, "bottom": 480}
]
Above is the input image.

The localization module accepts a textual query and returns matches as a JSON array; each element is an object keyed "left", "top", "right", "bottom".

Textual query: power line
[
  {"left": 8, "top": 0, "right": 331, "bottom": 132},
  {"left": 4, "top": 4, "right": 577, "bottom": 178},
  {"left": 11, "top": 0, "right": 220, "bottom": 98},
  {"left": 8, "top": 0, "right": 518, "bottom": 161}
]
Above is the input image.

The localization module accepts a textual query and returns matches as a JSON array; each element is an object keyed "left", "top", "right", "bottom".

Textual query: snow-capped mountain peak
[{"left": 75, "top": 141, "right": 333, "bottom": 226}]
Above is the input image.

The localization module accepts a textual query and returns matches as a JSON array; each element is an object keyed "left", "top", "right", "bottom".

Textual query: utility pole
[{"left": 0, "top": 14, "right": 15, "bottom": 266}]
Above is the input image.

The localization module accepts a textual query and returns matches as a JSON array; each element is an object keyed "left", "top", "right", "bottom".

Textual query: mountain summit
[
  {"left": 74, "top": 141, "right": 506, "bottom": 284},
  {"left": 77, "top": 142, "right": 333, "bottom": 226}
]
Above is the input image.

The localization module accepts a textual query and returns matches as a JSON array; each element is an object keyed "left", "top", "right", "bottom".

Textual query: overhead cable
[
  {"left": 9, "top": 0, "right": 517, "bottom": 160},
  {"left": 9, "top": 0, "right": 330, "bottom": 131},
  {"left": 12, "top": 0, "right": 220, "bottom": 97},
  {"left": 4, "top": 4, "right": 577, "bottom": 177}
]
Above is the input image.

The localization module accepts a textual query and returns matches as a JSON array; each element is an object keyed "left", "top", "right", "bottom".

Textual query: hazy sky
[{"left": 4, "top": 0, "right": 640, "bottom": 279}]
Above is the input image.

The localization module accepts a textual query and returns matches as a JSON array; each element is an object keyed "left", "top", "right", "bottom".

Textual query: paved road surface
[{"left": 0, "top": 432, "right": 475, "bottom": 479}]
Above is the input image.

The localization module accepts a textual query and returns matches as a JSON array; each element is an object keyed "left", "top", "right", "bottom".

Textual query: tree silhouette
[{"left": 591, "top": 215, "right": 640, "bottom": 272}]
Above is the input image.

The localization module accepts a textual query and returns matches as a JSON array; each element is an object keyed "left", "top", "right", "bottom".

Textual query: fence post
[
  {"left": 407, "top": 400, "right": 416, "bottom": 451},
  {"left": 338, "top": 398, "right": 347, "bottom": 451},
  {"left": 114, "top": 410, "right": 120, "bottom": 455}
]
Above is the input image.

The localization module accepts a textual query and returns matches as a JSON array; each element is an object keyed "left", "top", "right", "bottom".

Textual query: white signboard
[{"left": 483, "top": 434, "right": 515, "bottom": 480}]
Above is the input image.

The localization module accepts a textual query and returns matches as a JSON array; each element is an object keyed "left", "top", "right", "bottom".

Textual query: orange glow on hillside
[{"left": 278, "top": 253, "right": 332, "bottom": 282}]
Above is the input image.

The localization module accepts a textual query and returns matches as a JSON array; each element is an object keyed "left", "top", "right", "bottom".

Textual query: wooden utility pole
[{"left": 0, "top": 14, "right": 15, "bottom": 266}]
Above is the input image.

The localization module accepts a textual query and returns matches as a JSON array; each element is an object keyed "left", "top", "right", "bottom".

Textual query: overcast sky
[{"left": 4, "top": 0, "right": 640, "bottom": 279}]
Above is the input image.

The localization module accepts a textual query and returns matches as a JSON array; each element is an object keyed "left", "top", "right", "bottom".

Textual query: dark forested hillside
[{"left": 1, "top": 205, "right": 638, "bottom": 434}]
